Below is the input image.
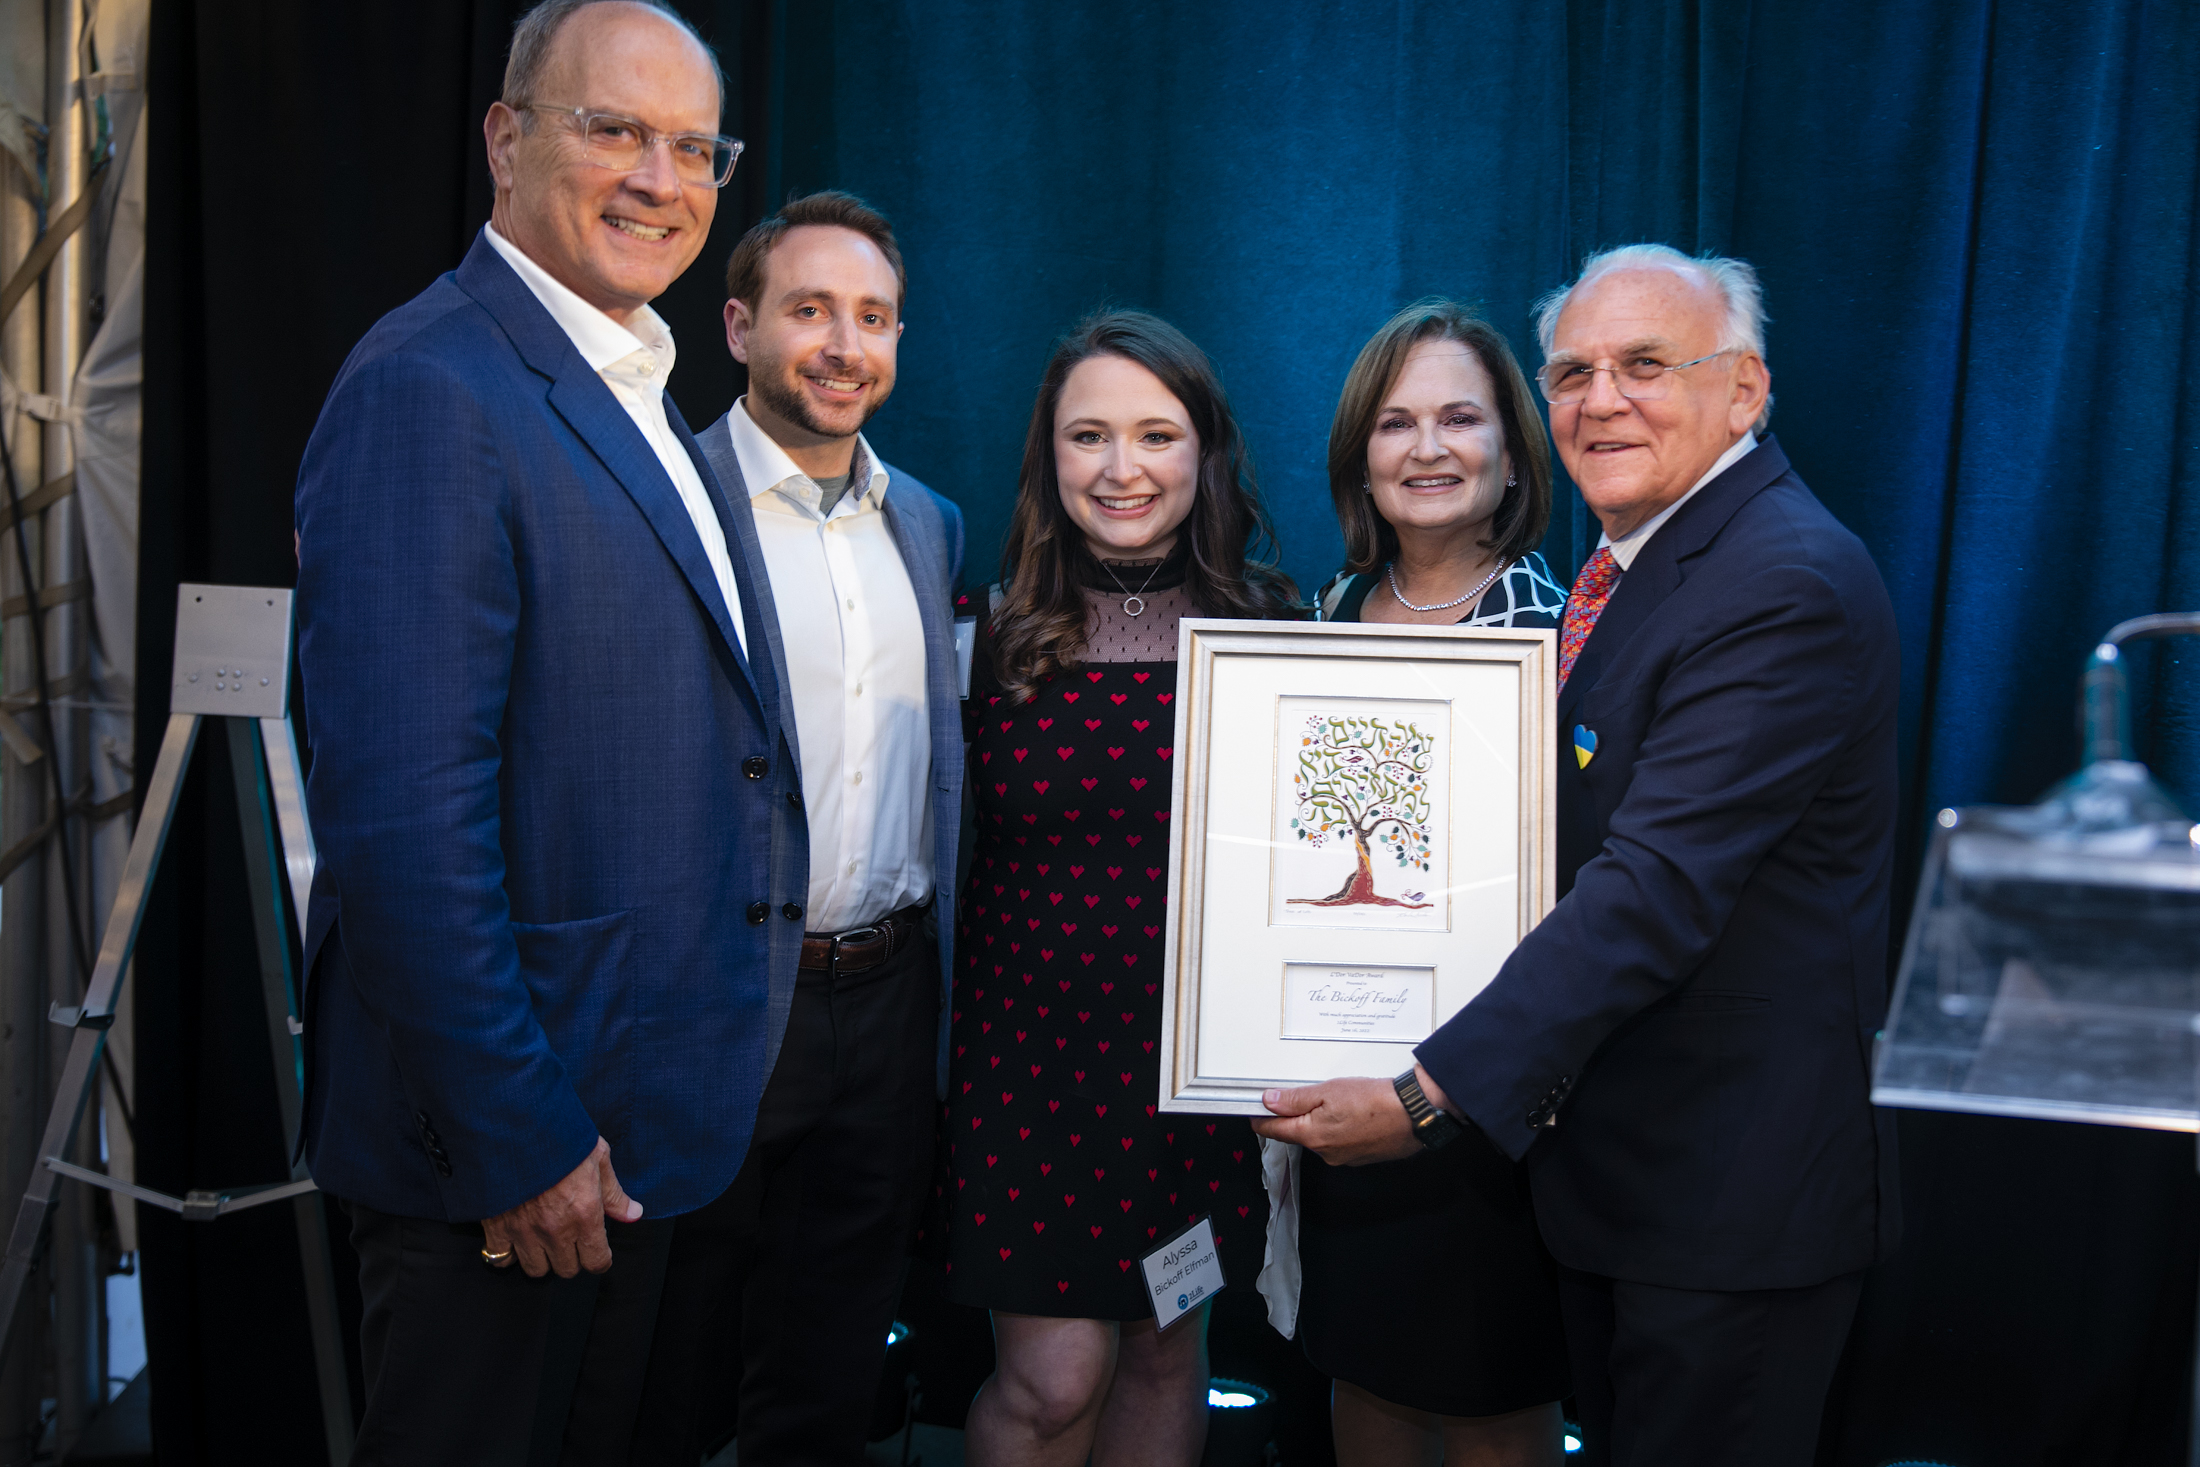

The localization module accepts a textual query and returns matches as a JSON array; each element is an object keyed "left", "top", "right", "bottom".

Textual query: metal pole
[
  {"left": 0, "top": 14, "right": 48, "bottom": 1462},
  {"left": 226, "top": 721, "right": 354, "bottom": 1461},
  {"left": 0, "top": 714, "right": 197, "bottom": 1362},
  {"left": 43, "top": 0, "right": 99, "bottom": 1446},
  {"left": 226, "top": 722, "right": 302, "bottom": 1152}
]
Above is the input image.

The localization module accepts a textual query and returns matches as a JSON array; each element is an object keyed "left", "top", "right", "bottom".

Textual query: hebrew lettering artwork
[{"left": 1269, "top": 696, "right": 1451, "bottom": 931}]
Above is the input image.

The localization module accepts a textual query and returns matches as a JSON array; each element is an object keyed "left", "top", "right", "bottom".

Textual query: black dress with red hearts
[{"left": 942, "top": 566, "right": 1268, "bottom": 1321}]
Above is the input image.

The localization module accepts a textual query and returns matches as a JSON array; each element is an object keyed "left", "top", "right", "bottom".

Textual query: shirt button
[
  {"left": 743, "top": 756, "right": 769, "bottom": 780},
  {"left": 852, "top": 771, "right": 863, "bottom": 786},
  {"left": 847, "top": 860, "right": 857, "bottom": 875},
  {"left": 845, "top": 598, "right": 855, "bottom": 610}
]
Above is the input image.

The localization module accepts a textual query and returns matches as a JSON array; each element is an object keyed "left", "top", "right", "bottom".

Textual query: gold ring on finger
[{"left": 480, "top": 1247, "right": 514, "bottom": 1265}]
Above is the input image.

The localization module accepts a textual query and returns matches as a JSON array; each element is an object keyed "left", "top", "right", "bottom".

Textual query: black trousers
[
  {"left": 630, "top": 936, "right": 941, "bottom": 1466},
  {"left": 343, "top": 1196, "right": 674, "bottom": 1466},
  {"left": 1559, "top": 1266, "right": 1864, "bottom": 1467}
]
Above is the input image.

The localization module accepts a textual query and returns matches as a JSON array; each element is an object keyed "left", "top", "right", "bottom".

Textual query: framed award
[{"left": 1156, "top": 619, "right": 1556, "bottom": 1114}]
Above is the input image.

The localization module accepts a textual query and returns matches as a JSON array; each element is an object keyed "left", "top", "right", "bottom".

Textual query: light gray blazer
[{"left": 698, "top": 412, "right": 966, "bottom": 1094}]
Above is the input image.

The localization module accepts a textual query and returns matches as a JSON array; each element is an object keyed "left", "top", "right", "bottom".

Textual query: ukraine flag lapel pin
[{"left": 1572, "top": 725, "right": 1598, "bottom": 769}]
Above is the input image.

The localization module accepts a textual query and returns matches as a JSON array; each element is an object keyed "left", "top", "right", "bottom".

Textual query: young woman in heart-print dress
[{"left": 946, "top": 311, "right": 1299, "bottom": 1465}]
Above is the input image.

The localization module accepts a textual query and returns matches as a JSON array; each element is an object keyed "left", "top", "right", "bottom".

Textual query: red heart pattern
[{"left": 943, "top": 655, "right": 1265, "bottom": 1314}]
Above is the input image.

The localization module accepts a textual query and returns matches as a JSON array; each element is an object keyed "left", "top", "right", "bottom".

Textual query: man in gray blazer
[{"left": 631, "top": 191, "right": 964, "bottom": 1467}]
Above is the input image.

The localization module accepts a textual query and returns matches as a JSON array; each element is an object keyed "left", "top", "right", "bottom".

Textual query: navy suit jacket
[
  {"left": 1417, "top": 437, "right": 1901, "bottom": 1292},
  {"left": 694, "top": 412, "right": 967, "bottom": 1093},
  {"left": 293, "top": 231, "right": 807, "bottom": 1222}
]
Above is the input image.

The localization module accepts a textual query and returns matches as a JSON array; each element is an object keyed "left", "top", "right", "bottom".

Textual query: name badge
[{"left": 1140, "top": 1214, "right": 1225, "bottom": 1331}]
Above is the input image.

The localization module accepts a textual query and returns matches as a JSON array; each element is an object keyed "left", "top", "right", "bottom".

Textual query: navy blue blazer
[
  {"left": 694, "top": 412, "right": 967, "bottom": 1093},
  {"left": 293, "top": 231, "right": 807, "bottom": 1223},
  {"left": 1416, "top": 437, "right": 1902, "bottom": 1292}
]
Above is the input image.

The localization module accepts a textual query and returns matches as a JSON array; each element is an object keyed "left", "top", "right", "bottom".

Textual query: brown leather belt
[{"left": 798, "top": 902, "right": 929, "bottom": 974}]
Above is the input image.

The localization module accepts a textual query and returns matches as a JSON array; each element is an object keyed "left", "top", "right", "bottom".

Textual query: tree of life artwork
[{"left": 1270, "top": 698, "right": 1450, "bottom": 932}]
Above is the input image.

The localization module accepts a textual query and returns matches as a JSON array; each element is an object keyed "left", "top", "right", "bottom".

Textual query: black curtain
[{"left": 139, "top": 1, "right": 2199, "bottom": 1463}]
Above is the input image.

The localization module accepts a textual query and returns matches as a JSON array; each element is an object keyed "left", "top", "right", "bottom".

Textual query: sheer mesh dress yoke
[{"left": 1082, "top": 573, "right": 1193, "bottom": 662}]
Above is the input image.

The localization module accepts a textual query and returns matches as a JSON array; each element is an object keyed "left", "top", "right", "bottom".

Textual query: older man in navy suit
[
  {"left": 627, "top": 193, "right": 966, "bottom": 1466},
  {"left": 292, "top": 3, "right": 800, "bottom": 1461},
  {"left": 1256, "top": 245, "right": 1900, "bottom": 1467}
]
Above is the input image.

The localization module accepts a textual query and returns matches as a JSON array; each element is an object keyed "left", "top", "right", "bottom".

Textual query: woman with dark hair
[
  {"left": 948, "top": 310, "right": 1295, "bottom": 1465},
  {"left": 1298, "top": 300, "right": 1571, "bottom": 1465}
]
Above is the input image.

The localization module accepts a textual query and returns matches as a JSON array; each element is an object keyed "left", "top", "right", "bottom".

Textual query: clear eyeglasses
[
  {"left": 1536, "top": 351, "right": 1731, "bottom": 404},
  {"left": 525, "top": 104, "right": 744, "bottom": 188}
]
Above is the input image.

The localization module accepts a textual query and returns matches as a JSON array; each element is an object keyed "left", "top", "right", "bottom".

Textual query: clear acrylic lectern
[
  {"left": 1874, "top": 804, "right": 2200, "bottom": 1131},
  {"left": 1873, "top": 611, "right": 2200, "bottom": 1465}
]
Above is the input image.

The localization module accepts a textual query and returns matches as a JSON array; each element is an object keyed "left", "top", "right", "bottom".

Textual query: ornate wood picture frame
[{"left": 1157, "top": 620, "right": 1556, "bottom": 1114}]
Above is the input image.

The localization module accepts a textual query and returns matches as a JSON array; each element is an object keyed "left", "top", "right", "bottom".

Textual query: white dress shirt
[
  {"left": 484, "top": 225, "right": 746, "bottom": 653},
  {"left": 727, "top": 398, "right": 932, "bottom": 931},
  {"left": 1599, "top": 431, "right": 1758, "bottom": 571}
]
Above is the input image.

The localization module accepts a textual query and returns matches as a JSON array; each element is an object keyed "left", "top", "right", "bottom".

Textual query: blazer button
[
  {"left": 435, "top": 1159, "right": 453, "bottom": 1178},
  {"left": 782, "top": 902, "right": 804, "bottom": 922},
  {"left": 743, "top": 756, "right": 769, "bottom": 780},
  {"left": 746, "top": 901, "right": 769, "bottom": 925},
  {"left": 786, "top": 790, "right": 803, "bottom": 810}
]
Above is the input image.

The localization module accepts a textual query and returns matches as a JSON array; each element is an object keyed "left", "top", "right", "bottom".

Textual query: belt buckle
[{"left": 835, "top": 923, "right": 887, "bottom": 950}]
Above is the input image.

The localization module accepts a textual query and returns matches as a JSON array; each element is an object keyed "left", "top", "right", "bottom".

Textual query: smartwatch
[{"left": 1393, "top": 1068, "right": 1466, "bottom": 1150}]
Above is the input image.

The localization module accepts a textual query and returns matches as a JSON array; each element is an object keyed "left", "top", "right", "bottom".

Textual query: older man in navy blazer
[
  {"left": 626, "top": 192, "right": 965, "bottom": 1467},
  {"left": 1257, "top": 245, "right": 1900, "bottom": 1467},
  {"left": 292, "top": 3, "right": 797, "bottom": 1461}
]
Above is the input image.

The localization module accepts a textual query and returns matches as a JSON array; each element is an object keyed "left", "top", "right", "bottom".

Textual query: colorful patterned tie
[{"left": 1558, "top": 547, "right": 1622, "bottom": 692}]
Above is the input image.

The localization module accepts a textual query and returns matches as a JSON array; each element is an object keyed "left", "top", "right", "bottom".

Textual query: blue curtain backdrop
[
  {"left": 748, "top": 0, "right": 2199, "bottom": 826},
  {"left": 744, "top": 3, "right": 2200, "bottom": 1462},
  {"left": 136, "top": 0, "right": 2198, "bottom": 1462}
]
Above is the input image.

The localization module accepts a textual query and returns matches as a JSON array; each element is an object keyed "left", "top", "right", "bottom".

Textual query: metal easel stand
[{"left": 0, "top": 584, "right": 354, "bottom": 1466}]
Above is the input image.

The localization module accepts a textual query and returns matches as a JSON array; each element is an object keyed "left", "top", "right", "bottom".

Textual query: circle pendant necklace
[
  {"left": 1101, "top": 557, "right": 1168, "bottom": 617},
  {"left": 1388, "top": 557, "right": 1509, "bottom": 614}
]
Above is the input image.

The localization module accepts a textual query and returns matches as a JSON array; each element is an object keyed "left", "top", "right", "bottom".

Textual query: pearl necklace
[{"left": 1386, "top": 557, "right": 1509, "bottom": 614}]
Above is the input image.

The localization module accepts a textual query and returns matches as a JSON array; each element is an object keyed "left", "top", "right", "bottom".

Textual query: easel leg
[
  {"left": 225, "top": 721, "right": 304, "bottom": 1154},
  {"left": 292, "top": 1189, "right": 354, "bottom": 1466},
  {"left": 226, "top": 718, "right": 354, "bottom": 1462},
  {"left": 259, "top": 717, "right": 315, "bottom": 945},
  {"left": 0, "top": 713, "right": 198, "bottom": 1357}
]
